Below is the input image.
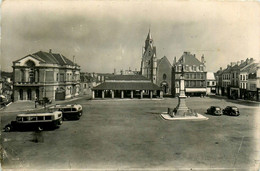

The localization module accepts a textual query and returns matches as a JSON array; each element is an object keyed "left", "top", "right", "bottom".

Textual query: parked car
[
  {"left": 4, "top": 111, "right": 63, "bottom": 132},
  {"left": 50, "top": 104, "right": 83, "bottom": 120},
  {"left": 38, "top": 97, "right": 52, "bottom": 105},
  {"left": 0, "top": 95, "right": 9, "bottom": 107},
  {"left": 207, "top": 106, "right": 222, "bottom": 115},
  {"left": 223, "top": 106, "right": 240, "bottom": 116}
]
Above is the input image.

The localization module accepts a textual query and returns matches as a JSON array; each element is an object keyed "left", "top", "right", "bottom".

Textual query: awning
[{"left": 185, "top": 88, "right": 206, "bottom": 92}]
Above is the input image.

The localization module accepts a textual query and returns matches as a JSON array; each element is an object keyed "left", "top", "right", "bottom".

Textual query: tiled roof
[
  {"left": 14, "top": 51, "right": 78, "bottom": 66},
  {"left": 92, "top": 82, "right": 161, "bottom": 90},
  {"left": 241, "top": 63, "right": 259, "bottom": 73},
  {"left": 106, "top": 75, "right": 149, "bottom": 81},
  {"left": 176, "top": 52, "right": 204, "bottom": 66}
]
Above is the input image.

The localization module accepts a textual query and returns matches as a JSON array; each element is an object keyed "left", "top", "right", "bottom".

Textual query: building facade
[
  {"left": 215, "top": 58, "right": 259, "bottom": 101},
  {"left": 140, "top": 30, "right": 172, "bottom": 95},
  {"left": 13, "top": 50, "right": 80, "bottom": 101},
  {"left": 206, "top": 72, "right": 216, "bottom": 95},
  {"left": 172, "top": 52, "right": 207, "bottom": 97}
]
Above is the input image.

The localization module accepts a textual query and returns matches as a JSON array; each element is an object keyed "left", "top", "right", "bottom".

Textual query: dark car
[
  {"left": 207, "top": 106, "right": 222, "bottom": 116},
  {"left": 223, "top": 106, "right": 240, "bottom": 116},
  {"left": 38, "top": 97, "right": 52, "bottom": 105}
]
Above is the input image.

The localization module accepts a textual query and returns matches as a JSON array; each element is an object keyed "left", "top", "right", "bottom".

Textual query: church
[{"left": 140, "top": 30, "right": 173, "bottom": 95}]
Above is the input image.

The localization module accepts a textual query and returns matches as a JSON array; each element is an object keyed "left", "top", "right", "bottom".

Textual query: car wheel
[
  {"left": 4, "top": 126, "right": 11, "bottom": 132},
  {"left": 37, "top": 126, "right": 43, "bottom": 131}
]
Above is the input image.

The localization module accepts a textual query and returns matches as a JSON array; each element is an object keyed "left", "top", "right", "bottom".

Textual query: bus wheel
[
  {"left": 5, "top": 126, "right": 11, "bottom": 132},
  {"left": 59, "top": 120, "right": 63, "bottom": 125},
  {"left": 37, "top": 126, "right": 43, "bottom": 131}
]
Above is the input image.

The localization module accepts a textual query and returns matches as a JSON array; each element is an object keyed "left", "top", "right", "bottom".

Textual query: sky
[{"left": 1, "top": 1, "right": 259, "bottom": 73}]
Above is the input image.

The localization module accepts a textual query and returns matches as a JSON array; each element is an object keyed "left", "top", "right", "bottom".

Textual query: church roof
[
  {"left": 146, "top": 29, "right": 152, "bottom": 40},
  {"left": 157, "top": 56, "right": 172, "bottom": 67}
]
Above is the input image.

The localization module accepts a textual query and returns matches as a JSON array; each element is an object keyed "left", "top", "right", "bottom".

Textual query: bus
[{"left": 4, "top": 111, "right": 63, "bottom": 132}]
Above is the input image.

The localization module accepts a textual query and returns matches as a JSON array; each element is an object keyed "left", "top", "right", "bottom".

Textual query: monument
[{"left": 161, "top": 65, "right": 208, "bottom": 120}]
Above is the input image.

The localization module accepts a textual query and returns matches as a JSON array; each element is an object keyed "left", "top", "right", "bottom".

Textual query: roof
[
  {"left": 206, "top": 72, "right": 215, "bottom": 80},
  {"left": 157, "top": 56, "right": 172, "bottom": 67},
  {"left": 106, "top": 75, "right": 149, "bottom": 81},
  {"left": 241, "top": 63, "right": 259, "bottom": 73},
  {"left": 14, "top": 51, "right": 79, "bottom": 66},
  {"left": 176, "top": 52, "right": 204, "bottom": 66},
  {"left": 92, "top": 82, "right": 161, "bottom": 91}
]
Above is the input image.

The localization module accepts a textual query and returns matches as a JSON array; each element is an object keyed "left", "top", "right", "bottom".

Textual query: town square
[{"left": 0, "top": 1, "right": 260, "bottom": 170}]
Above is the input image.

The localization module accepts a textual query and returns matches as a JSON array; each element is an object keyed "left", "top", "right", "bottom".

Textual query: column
[
  {"left": 131, "top": 90, "right": 134, "bottom": 99},
  {"left": 121, "top": 91, "right": 124, "bottom": 99},
  {"left": 140, "top": 90, "right": 143, "bottom": 99},
  {"left": 92, "top": 90, "right": 95, "bottom": 99},
  {"left": 102, "top": 90, "right": 105, "bottom": 99},
  {"left": 160, "top": 90, "right": 163, "bottom": 98},
  {"left": 150, "top": 91, "right": 153, "bottom": 99},
  {"left": 111, "top": 90, "right": 114, "bottom": 99}
]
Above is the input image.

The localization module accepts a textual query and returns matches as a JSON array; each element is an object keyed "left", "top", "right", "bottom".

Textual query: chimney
[
  {"left": 237, "top": 61, "right": 241, "bottom": 65},
  {"left": 73, "top": 55, "right": 75, "bottom": 64},
  {"left": 241, "top": 60, "right": 244, "bottom": 64},
  {"left": 230, "top": 62, "right": 236, "bottom": 67},
  {"left": 250, "top": 58, "right": 254, "bottom": 62},
  {"left": 220, "top": 67, "right": 222, "bottom": 71},
  {"left": 227, "top": 64, "right": 230, "bottom": 68},
  {"left": 201, "top": 54, "right": 205, "bottom": 63},
  {"left": 173, "top": 56, "right": 176, "bottom": 64},
  {"left": 120, "top": 69, "right": 123, "bottom": 75},
  {"left": 114, "top": 68, "right": 116, "bottom": 75},
  {"left": 49, "top": 49, "right": 52, "bottom": 53}
]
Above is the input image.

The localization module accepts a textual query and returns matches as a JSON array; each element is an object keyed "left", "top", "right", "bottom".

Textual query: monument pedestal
[{"left": 174, "top": 95, "right": 190, "bottom": 116}]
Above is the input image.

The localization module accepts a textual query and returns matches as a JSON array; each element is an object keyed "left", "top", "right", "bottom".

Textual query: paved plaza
[{"left": 1, "top": 96, "right": 260, "bottom": 170}]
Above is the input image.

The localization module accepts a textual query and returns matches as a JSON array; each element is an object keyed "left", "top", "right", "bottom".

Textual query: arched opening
[
  {"left": 161, "top": 81, "right": 169, "bottom": 94},
  {"left": 27, "top": 89, "right": 32, "bottom": 100},
  {"left": 36, "top": 89, "right": 40, "bottom": 99},
  {"left": 19, "top": 89, "right": 23, "bottom": 100},
  {"left": 25, "top": 60, "right": 36, "bottom": 83}
]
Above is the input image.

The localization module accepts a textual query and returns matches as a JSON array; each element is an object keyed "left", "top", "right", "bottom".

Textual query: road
[{"left": 1, "top": 96, "right": 260, "bottom": 170}]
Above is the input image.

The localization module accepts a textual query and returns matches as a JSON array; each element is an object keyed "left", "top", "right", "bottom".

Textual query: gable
[
  {"left": 158, "top": 56, "right": 172, "bottom": 68},
  {"left": 14, "top": 55, "right": 43, "bottom": 66}
]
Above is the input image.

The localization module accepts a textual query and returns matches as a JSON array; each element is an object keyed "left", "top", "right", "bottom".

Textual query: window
[
  {"left": 23, "top": 117, "right": 29, "bottom": 121},
  {"left": 17, "top": 117, "right": 22, "bottom": 121},
  {"left": 163, "top": 74, "right": 167, "bottom": 80},
  {"left": 45, "top": 116, "right": 52, "bottom": 120},
  {"left": 56, "top": 73, "right": 59, "bottom": 81},
  {"left": 38, "top": 116, "right": 44, "bottom": 120},
  {"left": 30, "top": 116, "right": 37, "bottom": 121},
  {"left": 240, "top": 75, "right": 242, "bottom": 80},
  {"left": 246, "top": 75, "right": 248, "bottom": 80}
]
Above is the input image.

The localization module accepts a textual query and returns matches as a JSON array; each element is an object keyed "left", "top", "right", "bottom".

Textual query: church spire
[
  {"left": 145, "top": 28, "right": 153, "bottom": 50},
  {"left": 146, "top": 28, "right": 152, "bottom": 40}
]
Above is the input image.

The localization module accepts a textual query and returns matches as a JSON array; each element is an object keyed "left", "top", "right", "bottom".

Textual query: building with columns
[
  {"left": 140, "top": 30, "right": 173, "bottom": 95},
  {"left": 92, "top": 75, "right": 162, "bottom": 99},
  {"left": 12, "top": 50, "right": 80, "bottom": 101}
]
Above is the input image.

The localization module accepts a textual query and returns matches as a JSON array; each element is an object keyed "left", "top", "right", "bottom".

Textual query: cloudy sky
[{"left": 1, "top": 1, "right": 259, "bottom": 73}]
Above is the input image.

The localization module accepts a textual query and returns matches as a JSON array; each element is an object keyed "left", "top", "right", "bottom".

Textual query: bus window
[
  {"left": 30, "top": 116, "right": 37, "bottom": 121},
  {"left": 38, "top": 116, "right": 44, "bottom": 120},
  {"left": 17, "top": 117, "right": 22, "bottom": 121},
  {"left": 45, "top": 116, "right": 52, "bottom": 120},
  {"left": 63, "top": 108, "right": 71, "bottom": 112},
  {"left": 72, "top": 108, "right": 77, "bottom": 111},
  {"left": 58, "top": 114, "right": 62, "bottom": 117},
  {"left": 23, "top": 117, "right": 29, "bottom": 121}
]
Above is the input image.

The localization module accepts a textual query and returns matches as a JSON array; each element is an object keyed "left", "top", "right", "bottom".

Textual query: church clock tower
[{"left": 140, "top": 29, "right": 157, "bottom": 83}]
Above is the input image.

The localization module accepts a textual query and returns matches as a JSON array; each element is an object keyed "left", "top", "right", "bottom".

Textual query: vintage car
[
  {"left": 206, "top": 106, "right": 222, "bottom": 116},
  {"left": 4, "top": 111, "right": 63, "bottom": 132},
  {"left": 223, "top": 106, "right": 240, "bottom": 116},
  {"left": 50, "top": 104, "right": 83, "bottom": 120}
]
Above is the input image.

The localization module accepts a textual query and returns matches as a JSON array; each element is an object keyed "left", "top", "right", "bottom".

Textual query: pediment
[{"left": 15, "top": 55, "right": 43, "bottom": 66}]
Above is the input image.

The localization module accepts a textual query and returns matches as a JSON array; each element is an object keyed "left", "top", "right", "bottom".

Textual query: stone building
[
  {"left": 172, "top": 52, "right": 207, "bottom": 97},
  {"left": 140, "top": 30, "right": 172, "bottom": 95},
  {"left": 12, "top": 50, "right": 80, "bottom": 101}
]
